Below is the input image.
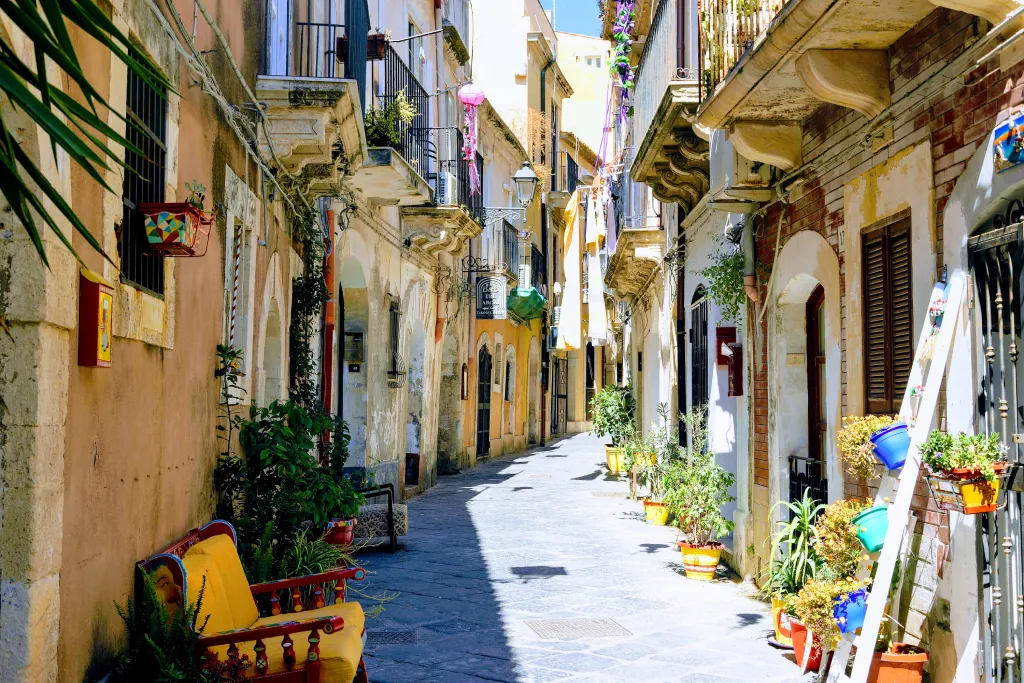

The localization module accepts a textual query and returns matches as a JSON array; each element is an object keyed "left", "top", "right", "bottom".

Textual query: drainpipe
[{"left": 742, "top": 217, "right": 758, "bottom": 303}]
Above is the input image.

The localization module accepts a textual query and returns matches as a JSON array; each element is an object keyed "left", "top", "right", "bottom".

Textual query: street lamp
[{"left": 513, "top": 161, "right": 539, "bottom": 208}]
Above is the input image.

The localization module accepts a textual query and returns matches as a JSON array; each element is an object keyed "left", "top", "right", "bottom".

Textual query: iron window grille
[
  {"left": 387, "top": 295, "right": 406, "bottom": 388},
  {"left": 119, "top": 45, "right": 168, "bottom": 295}
]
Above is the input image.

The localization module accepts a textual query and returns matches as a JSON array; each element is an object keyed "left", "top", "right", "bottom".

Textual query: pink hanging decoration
[{"left": 459, "top": 84, "right": 486, "bottom": 196}]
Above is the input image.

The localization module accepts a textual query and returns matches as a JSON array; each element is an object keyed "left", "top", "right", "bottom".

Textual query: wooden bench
[{"left": 140, "top": 520, "right": 370, "bottom": 682}]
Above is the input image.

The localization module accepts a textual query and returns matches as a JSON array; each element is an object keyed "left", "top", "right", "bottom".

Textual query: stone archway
[
  {"left": 338, "top": 256, "right": 369, "bottom": 468},
  {"left": 768, "top": 230, "right": 842, "bottom": 512}
]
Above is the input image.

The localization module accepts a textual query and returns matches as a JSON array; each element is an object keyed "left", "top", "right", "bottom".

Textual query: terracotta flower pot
[
  {"left": 643, "top": 499, "right": 669, "bottom": 525},
  {"left": 326, "top": 518, "right": 356, "bottom": 546},
  {"left": 676, "top": 541, "right": 723, "bottom": 581},
  {"left": 867, "top": 643, "right": 928, "bottom": 683},
  {"left": 790, "top": 619, "right": 824, "bottom": 671}
]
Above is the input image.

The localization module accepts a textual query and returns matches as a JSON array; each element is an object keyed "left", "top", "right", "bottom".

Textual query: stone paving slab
[{"left": 357, "top": 434, "right": 809, "bottom": 682}]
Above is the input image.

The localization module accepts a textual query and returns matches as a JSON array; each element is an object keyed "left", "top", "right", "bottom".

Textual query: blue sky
[{"left": 539, "top": 0, "right": 602, "bottom": 37}]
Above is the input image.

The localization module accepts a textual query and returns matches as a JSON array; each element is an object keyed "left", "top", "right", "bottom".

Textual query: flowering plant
[
  {"left": 814, "top": 498, "right": 869, "bottom": 578},
  {"left": 837, "top": 415, "right": 896, "bottom": 480},
  {"left": 788, "top": 577, "right": 868, "bottom": 637},
  {"left": 920, "top": 430, "right": 1007, "bottom": 481},
  {"left": 609, "top": 0, "right": 636, "bottom": 121}
]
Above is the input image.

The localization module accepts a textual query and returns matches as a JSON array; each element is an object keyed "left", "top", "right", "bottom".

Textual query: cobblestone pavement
[{"left": 357, "top": 433, "right": 811, "bottom": 683}]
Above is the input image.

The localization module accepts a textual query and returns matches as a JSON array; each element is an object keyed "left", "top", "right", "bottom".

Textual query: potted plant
[
  {"left": 868, "top": 643, "right": 929, "bottom": 683},
  {"left": 140, "top": 180, "right": 214, "bottom": 257},
  {"left": 921, "top": 430, "right": 1009, "bottom": 514},
  {"left": 590, "top": 384, "right": 636, "bottom": 474},
  {"left": 367, "top": 29, "right": 390, "bottom": 60},
  {"left": 663, "top": 407, "right": 735, "bottom": 580},
  {"left": 788, "top": 577, "right": 868, "bottom": 669},
  {"left": 815, "top": 498, "right": 870, "bottom": 579},
  {"left": 636, "top": 404, "right": 681, "bottom": 525},
  {"left": 761, "top": 491, "right": 824, "bottom": 648},
  {"left": 853, "top": 504, "right": 889, "bottom": 553},
  {"left": 365, "top": 90, "right": 418, "bottom": 150},
  {"left": 838, "top": 415, "right": 902, "bottom": 478}
]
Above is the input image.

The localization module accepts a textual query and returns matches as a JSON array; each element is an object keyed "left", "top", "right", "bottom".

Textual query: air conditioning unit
[
  {"left": 709, "top": 129, "right": 773, "bottom": 213},
  {"left": 434, "top": 171, "right": 457, "bottom": 205}
]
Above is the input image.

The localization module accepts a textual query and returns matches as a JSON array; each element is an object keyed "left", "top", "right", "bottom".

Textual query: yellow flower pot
[
  {"left": 605, "top": 446, "right": 624, "bottom": 474},
  {"left": 677, "top": 542, "right": 723, "bottom": 581},
  {"left": 643, "top": 500, "right": 669, "bottom": 525},
  {"left": 771, "top": 596, "right": 794, "bottom": 647}
]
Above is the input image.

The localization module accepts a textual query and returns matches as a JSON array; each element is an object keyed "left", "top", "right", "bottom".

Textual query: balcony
[
  {"left": 605, "top": 214, "right": 665, "bottom": 297},
  {"left": 402, "top": 128, "right": 483, "bottom": 254},
  {"left": 695, "top": 0, "right": 1018, "bottom": 170},
  {"left": 349, "top": 45, "right": 433, "bottom": 205},
  {"left": 629, "top": 0, "right": 710, "bottom": 214},
  {"left": 442, "top": 0, "right": 472, "bottom": 65},
  {"left": 256, "top": 0, "right": 370, "bottom": 196}
]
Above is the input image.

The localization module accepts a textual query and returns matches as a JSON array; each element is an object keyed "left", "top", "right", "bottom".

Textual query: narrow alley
[{"left": 362, "top": 434, "right": 806, "bottom": 683}]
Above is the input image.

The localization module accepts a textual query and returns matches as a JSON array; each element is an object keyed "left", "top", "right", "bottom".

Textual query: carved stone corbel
[{"left": 795, "top": 49, "right": 890, "bottom": 120}]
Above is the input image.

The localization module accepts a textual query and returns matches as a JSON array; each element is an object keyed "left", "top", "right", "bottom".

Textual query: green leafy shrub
[
  {"left": 788, "top": 577, "right": 866, "bottom": 637},
  {"left": 215, "top": 400, "right": 362, "bottom": 577},
  {"left": 920, "top": 430, "right": 1007, "bottom": 481},
  {"left": 662, "top": 407, "right": 735, "bottom": 546},
  {"left": 365, "top": 90, "right": 417, "bottom": 149},
  {"left": 590, "top": 384, "right": 637, "bottom": 446},
  {"left": 761, "top": 491, "right": 824, "bottom": 599}
]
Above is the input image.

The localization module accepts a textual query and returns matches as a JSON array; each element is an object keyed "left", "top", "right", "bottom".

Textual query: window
[
  {"left": 120, "top": 45, "right": 167, "bottom": 295},
  {"left": 690, "top": 286, "right": 709, "bottom": 412},
  {"left": 387, "top": 295, "right": 405, "bottom": 387},
  {"left": 505, "top": 359, "right": 514, "bottom": 401},
  {"left": 584, "top": 55, "right": 602, "bottom": 68},
  {"left": 408, "top": 20, "right": 424, "bottom": 86},
  {"left": 862, "top": 216, "right": 913, "bottom": 414}
]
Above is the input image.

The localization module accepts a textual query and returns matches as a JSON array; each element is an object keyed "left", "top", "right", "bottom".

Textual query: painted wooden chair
[{"left": 141, "top": 520, "right": 370, "bottom": 682}]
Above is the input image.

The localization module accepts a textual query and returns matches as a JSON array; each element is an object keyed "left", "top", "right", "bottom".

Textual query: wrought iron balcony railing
[
  {"left": 261, "top": 0, "right": 369, "bottom": 107},
  {"left": 407, "top": 127, "right": 471, "bottom": 206},
  {"left": 557, "top": 153, "right": 579, "bottom": 194},
  {"left": 700, "top": 0, "right": 788, "bottom": 96},
  {"left": 378, "top": 45, "right": 431, "bottom": 177},
  {"left": 632, "top": 0, "right": 698, "bottom": 148}
]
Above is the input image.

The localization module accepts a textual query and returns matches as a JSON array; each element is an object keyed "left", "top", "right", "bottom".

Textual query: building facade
[{"left": 600, "top": 0, "right": 1024, "bottom": 678}]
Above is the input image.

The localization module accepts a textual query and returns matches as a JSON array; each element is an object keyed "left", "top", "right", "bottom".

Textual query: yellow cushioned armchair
[{"left": 141, "top": 520, "right": 370, "bottom": 682}]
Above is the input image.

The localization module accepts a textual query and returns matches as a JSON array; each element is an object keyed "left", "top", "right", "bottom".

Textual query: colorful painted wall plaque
[{"left": 993, "top": 114, "right": 1024, "bottom": 173}]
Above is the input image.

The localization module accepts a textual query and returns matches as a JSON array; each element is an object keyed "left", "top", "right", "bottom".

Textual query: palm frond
[{"left": 0, "top": 0, "right": 174, "bottom": 266}]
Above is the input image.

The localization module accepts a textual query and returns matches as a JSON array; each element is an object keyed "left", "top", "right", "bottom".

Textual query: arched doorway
[
  {"left": 794, "top": 284, "right": 828, "bottom": 509},
  {"left": 337, "top": 257, "right": 369, "bottom": 468},
  {"left": 477, "top": 345, "right": 492, "bottom": 457}
]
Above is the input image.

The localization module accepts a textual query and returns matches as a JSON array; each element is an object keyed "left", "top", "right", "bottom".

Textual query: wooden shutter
[
  {"left": 862, "top": 218, "right": 913, "bottom": 414},
  {"left": 889, "top": 220, "right": 914, "bottom": 404}
]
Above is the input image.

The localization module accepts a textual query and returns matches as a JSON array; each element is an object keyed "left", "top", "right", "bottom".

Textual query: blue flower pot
[
  {"left": 870, "top": 423, "right": 910, "bottom": 470},
  {"left": 833, "top": 589, "right": 868, "bottom": 634},
  {"left": 853, "top": 505, "right": 889, "bottom": 553}
]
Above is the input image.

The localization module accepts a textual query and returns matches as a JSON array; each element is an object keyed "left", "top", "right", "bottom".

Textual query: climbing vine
[
  {"left": 288, "top": 206, "right": 331, "bottom": 411},
  {"left": 610, "top": 0, "right": 636, "bottom": 122}
]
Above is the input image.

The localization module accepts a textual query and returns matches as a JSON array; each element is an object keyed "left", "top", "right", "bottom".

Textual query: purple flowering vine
[{"left": 609, "top": 0, "right": 636, "bottom": 123}]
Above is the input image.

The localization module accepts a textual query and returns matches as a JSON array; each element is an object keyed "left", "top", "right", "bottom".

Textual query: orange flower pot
[
  {"left": 868, "top": 643, "right": 928, "bottom": 683},
  {"left": 790, "top": 619, "right": 823, "bottom": 671}
]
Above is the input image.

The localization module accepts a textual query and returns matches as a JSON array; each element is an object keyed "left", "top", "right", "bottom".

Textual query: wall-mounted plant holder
[
  {"left": 141, "top": 202, "right": 213, "bottom": 257},
  {"left": 924, "top": 464, "right": 1012, "bottom": 514}
]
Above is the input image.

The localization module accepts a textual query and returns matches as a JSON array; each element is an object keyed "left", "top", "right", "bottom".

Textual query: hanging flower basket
[
  {"left": 853, "top": 504, "right": 889, "bottom": 553},
  {"left": 870, "top": 423, "right": 910, "bottom": 470},
  {"left": 924, "top": 462, "right": 1011, "bottom": 514},
  {"left": 140, "top": 202, "right": 213, "bottom": 257}
]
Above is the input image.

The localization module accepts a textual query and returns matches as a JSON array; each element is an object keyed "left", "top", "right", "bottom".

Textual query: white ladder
[{"left": 825, "top": 271, "right": 968, "bottom": 683}]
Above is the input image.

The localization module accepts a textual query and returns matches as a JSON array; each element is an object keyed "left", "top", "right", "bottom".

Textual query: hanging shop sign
[
  {"left": 994, "top": 113, "right": 1024, "bottom": 173},
  {"left": 476, "top": 275, "right": 507, "bottom": 320}
]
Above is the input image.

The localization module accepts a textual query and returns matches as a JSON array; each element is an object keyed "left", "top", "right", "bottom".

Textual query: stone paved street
[{"left": 358, "top": 434, "right": 810, "bottom": 683}]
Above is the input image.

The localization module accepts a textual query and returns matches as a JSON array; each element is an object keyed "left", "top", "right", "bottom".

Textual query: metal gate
[
  {"left": 690, "top": 287, "right": 709, "bottom": 415},
  {"left": 585, "top": 343, "right": 596, "bottom": 421},
  {"left": 477, "top": 347, "right": 492, "bottom": 457},
  {"left": 552, "top": 356, "right": 568, "bottom": 435},
  {"left": 968, "top": 211, "right": 1024, "bottom": 683}
]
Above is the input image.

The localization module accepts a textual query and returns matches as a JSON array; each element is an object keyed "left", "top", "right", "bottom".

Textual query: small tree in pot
[
  {"left": 663, "top": 407, "right": 735, "bottom": 580},
  {"left": 591, "top": 384, "right": 636, "bottom": 473}
]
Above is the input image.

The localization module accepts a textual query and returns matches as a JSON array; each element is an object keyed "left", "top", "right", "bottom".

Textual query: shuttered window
[{"left": 862, "top": 218, "right": 913, "bottom": 414}]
